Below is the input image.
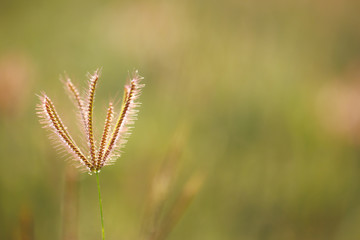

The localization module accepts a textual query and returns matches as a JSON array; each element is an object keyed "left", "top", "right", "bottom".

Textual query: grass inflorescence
[
  {"left": 37, "top": 69, "right": 144, "bottom": 240},
  {"left": 37, "top": 69, "right": 144, "bottom": 173}
]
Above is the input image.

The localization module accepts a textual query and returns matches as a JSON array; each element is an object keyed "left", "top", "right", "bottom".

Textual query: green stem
[{"left": 96, "top": 172, "right": 105, "bottom": 240}]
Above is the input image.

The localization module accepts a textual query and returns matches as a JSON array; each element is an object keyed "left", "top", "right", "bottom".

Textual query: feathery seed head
[{"left": 37, "top": 69, "right": 144, "bottom": 173}]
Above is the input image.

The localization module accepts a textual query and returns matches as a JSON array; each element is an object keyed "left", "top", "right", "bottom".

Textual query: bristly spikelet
[
  {"left": 37, "top": 94, "right": 93, "bottom": 171},
  {"left": 95, "top": 102, "right": 114, "bottom": 171},
  {"left": 101, "top": 70, "right": 144, "bottom": 168},
  {"left": 85, "top": 69, "right": 100, "bottom": 169},
  {"left": 64, "top": 76, "right": 87, "bottom": 135},
  {"left": 37, "top": 69, "right": 144, "bottom": 173}
]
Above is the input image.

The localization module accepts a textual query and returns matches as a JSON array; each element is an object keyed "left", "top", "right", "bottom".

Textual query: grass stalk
[{"left": 96, "top": 172, "right": 105, "bottom": 240}]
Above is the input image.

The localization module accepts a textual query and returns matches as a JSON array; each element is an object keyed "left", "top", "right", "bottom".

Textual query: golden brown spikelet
[
  {"left": 95, "top": 102, "right": 114, "bottom": 171},
  {"left": 85, "top": 69, "right": 100, "bottom": 167},
  {"left": 101, "top": 70, "right": 144, "bottom": 168},
  {"left": 64, "top": 76, "right": 87, "bottom": 135},
  {"left": 37, "top": 94, "right": 92, "bottom": 170}
]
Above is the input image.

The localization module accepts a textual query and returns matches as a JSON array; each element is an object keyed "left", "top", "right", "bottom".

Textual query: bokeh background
[{"left": 1, "top": 0, "right": 360, "bottom": 239}]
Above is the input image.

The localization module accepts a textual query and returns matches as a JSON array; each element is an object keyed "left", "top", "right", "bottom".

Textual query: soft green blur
[{"left": 1, "top": 0, "right": 360, "bottom": 239}]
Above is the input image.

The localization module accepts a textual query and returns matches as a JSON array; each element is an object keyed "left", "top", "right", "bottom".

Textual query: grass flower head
[{"left": 37, "top": 69, "right": 144, "bottom": 173}]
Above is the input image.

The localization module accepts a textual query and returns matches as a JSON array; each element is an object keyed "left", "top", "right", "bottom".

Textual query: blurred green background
[{"left": 1, "top": 0, "right": 360, "bottom": 239}]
